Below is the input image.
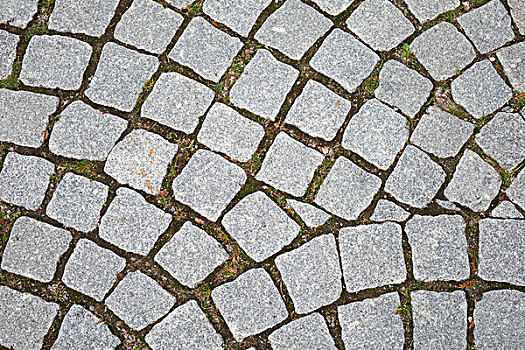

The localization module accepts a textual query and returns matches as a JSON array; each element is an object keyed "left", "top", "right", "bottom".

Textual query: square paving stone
[
  {"left": 497, "top": 41, "right": 525, "bottom": 91},
  {"left": 106, "top": 271, "right": 176, "bottom": 330},
  {"left": 197, "top": 102, "right": 265, "bottom": 162},
  {"left": 146, "top": 300, "right": 223, "bottom": 350},
  {"left": 342, "top": 99, "right": 409, "bottom": 170},
  {"left": 508, "top": 170, "right": 525, "bottom": 209},
  {"left": 476, "top": 112, "right": 525, "bottom": 170},
  {"left": 385, "top": 145, "right": 446, "bottom": 208},
  {"left": 255, "top": 0, "right": 332, "bottom": 60},
  {"left": 411, "top": 106, "right": 474, "bottom": 158},
  {"left": 375, "top": 60, "right": 433, "bottom": 117},
  {"left": 62, "top": 239, "right": 126, "bottom": 301},
  {"left": 285, "top": 80, "right": 351, "bottom": 141},
  {"left": 404, "top": 0, "right": 459, "bottom": 22},
  {"left": 169, "top": 17, "right": 242, "bottom": 82},
  {"left": 203, "top": 0, "right": 272, "bottom": 36},
  {"left": 1, "top": 216, "right": 71, "bottom": 282},
  {"left": 0, "top": 152, "right": 54, "bottom": 210},
  {"left": 0, "top": 89, "right": 59, "bottom": 148},
  {"left": 46, "top": 172, "right": 109, "bottom": 232},
  {"left": 338, "top": 293, "right": 404, "bottom": 350},
  {"left": 310, "top": 28, "right": 379, "bottom": 93},
  {"left": 312, "top": 0, "right": 352, "bottom": 15},
  {"left": 444, "top": 149, "right": 501, "bottom": 211},
  {"left": 0, "top": 30, "right": 18, "bottom": 79},
  {"left": 405, "top": 215, "right": 469, "bottom": 281},
  {"left": 339, "top": 223, "right": 406, "bottom": 292},
  {"left": 256, "top": 132, "right": 324, "bottom": 197},
  {"left": 99, "top": 187, "right": 172, "bottom": 255},
  {"left": 508, "top": 0, "right": 525, "bottom": 35},
  {"left": 370, "top": 199, "right": 410, "bottom": 222},
  {"left": 458, "top": 0, "right": 514, "bottom": 54},
  {"left": 141, "top": 72, "right": 215, "bottom": 134},
  {"left": 222, "top": 191, "right": 300, "bottom": 262},
  {"left": 411, "top": 22, "right": 475, "bottom": 81},
  {"left": 52, "top": 305, "right": 120, "bottom": 350},
  {"left": 0, "top": 0, "right": 38, "bottom": 28},
  {"left": 315, "top": 156, "right": 382, "bottom": 220},
  {"left": 0, "top": 286, "right": 58, "bottom": 350},
  {"left": 478, "top": 219, "right": 524, "bottom": 286},
  {"left": 275, "top": 234, "right": 342, "bottom": 314},
  {"left": 412, "top": 291, "right": 467, "bottom": 350},
  {"left": 287, "top": 199, "right": 330, "bottom": 228},
  {"left": 451, "top": 60, "right": 513, "bottom": 118},
  {"left": 268, "top": 313, "right": 337, "bottom": 350},
  {"left": 346, "top": 0, "right": 414, "bottom": 51},
  {"left": 492, "top": 200, "right": 523, "bottom": 219},
  {"left": 85, "top": 42, "right": 159, "bottom": 111},
  {"left": 155, "top": 221, "right": 228, "bottom": 287},
  {"left": 48, "top": 0, "right": 120, "bottom": 37},
  {"left": 20, "top": 35, "right": 92, "bottom": 90},
  {"left": 475, "top": 290, "right": 525, "bottom": 350},
  {"left": 211, "top": 268, "right": 288, "bottom": 341},
  {"left": 114, "top": 0, "right": 183, "bottom": 54},
  {"left": 172, "top": 149, "right": 246, "bottom": 221},
  {"left": 49, "top": 101, "right": 127, "bottom": 161},
  {"left": 230, "top": 49, "right": 299, "bottom": 120},
  {"left": 104, "top": 129, "right": 178, "bottom": 195}
]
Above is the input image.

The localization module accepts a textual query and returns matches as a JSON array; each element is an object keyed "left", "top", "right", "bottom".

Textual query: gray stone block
[
  {"left": 436, "top": 199, "right": 460, "bottom": 211},
  {"left": 203, "top": 0, "right": 272, "bottom": 36},
  {"left": 0, "top": 30, "right": 18, "bottom": 79},
  {"left": 165, "top": 0, "right": 188, "bottom": 8},
  {"left": 404, "top": 0, "right": 460, "bottom": 21},
  {"left": 370, "top": 200, "right": 410, "bottom": 222},
  {"left": 492, "top": 201, "right": 523, "bottom": 219},
  {"left": 497, "top": 41, "right": 525, "bottom": 91},
  {"left": 312, "top": 0, "right": 352, "bottom": 15},
  {"left": 287, "top": 199, "right": 330, "bottom": 228},
  {"left": 508, "top": 170, "right": 525, "bottom": 209},
  {"left": 509, "top": 0, "right": 525, "bottom": 35},
  {"left": 0, "top": 0, "right": 38, "bottom": 28}
]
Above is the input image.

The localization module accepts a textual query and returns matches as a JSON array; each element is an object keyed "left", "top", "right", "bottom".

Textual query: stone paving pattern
[{"left": 0, "top": 0, "right": 524, "bottom": 349}]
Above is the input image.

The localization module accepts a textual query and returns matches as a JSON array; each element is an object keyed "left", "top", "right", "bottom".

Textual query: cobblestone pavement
[{"left": 0, "top": 0, "right": 524, "bottom": 349}]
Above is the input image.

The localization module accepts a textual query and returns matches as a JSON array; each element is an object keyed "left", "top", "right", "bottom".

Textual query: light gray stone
[
  {"left": 404, "top": 0, "right": 460, "bottom": 21},
  {"left": 376, "top": 60, "right": 433, "bottom": 117},
  {"left": 275, "top": 234, "right": 342, "bottom": 314},
  {"left": 172, "top": 150, "right": 246, "bottom": 221},
  {"left": 155, "top": 221, "right": 228, "bottom": 287},
  {"left": 165, "top": 0, "right": 188, "bottom": 8},
  {"left": 288, "top": 199, "right": 330, "bottom": 228},
  {"left": 0, "top": 286, "right": 58, "bottom": 350},
  {"left": 46, "top": 172, "right": 109, "bottom": 232},
  {"left": 256, "top": 132, "right": 324, "bottom": 197},
  {"left": 222, "top": 191, "right": 300, "bottom": 262},
  {"left": 458, "top": 0, "right": 514, "bottom": 54},
  {"left": 492, "top": 200, "right": 523, "bottom": 218},
  {"left": 99, "top": 187, "right": 172, "bottom": 255},
  {"left": 370, "top": 200, "right": 410, "bottom": 222},
  {"left": 114, "top": 0, "right": 183, "bottom": 54},
  {"left": 0, "top": 89, "right": 59, "bottom": 147},
  {"left": 338, "top": 293, "right": 404, "bottom": 350},
  {"left": 106, "top": 271, "right": 176, "bottom": 330},
  {"left": 146, "top": 300, "right": 223, "bottom": 350},
  {"left": 197, "top": 102, "right": 265, "bottom": 162},
  {"left": 141, "top": 72, "right": 214, "bottom": 134},
  {"left": 405, "top": 215, "right": 469, "bottom": 281},
  {"left": 452, "top": 60, "right": 513, "bottom": 118},
  {"left": 230, "top": 49, "right": 299, "bottom": 120},
  {"left": 104, "top": 129, "right": 178, "bottom": 195},
  {"left": 497, "top": 41, "right": 525, "bottom": 91},
  {"left": 412, "top": 291, "right": 467, "bottom": 350},
  {"left": 48, "top": 0, "right": 120, "bottom": 37},
  {"left": 49, "top": 101, "right": 128, "bottom": 161},
  {"left": 315, "top": 156, "right": 382, "bottom": 220},
  {"left": 436, "top": 199, "right": 460, "bottom": 211},
  {"left": 342, "top": 99, "right": 409, "bottom": 170},
  {"left": 445, "top": 149, "right": 501, "bottom": 211},
  {"left": 1, "top": 217, "right": 71, "bottom": 282},
  {"left": 411, "top": 106, "right": 474, "bottom": 158},
  {"left": 312, "top": 0, "right": 352, "bottom": 15},
  {"left": 285, "top": 80, "right": 351, "bottom": 141},
  {"left": 203, "top": 0, "right": 272, "bottom": 36},
  {"left": 52, "top": 305, "right": 120, "bottom": 350},
  {"left": 508, "top": 170, "right": 525, "bottom": 209},
  {"left": 346, "top": 0, "right": 414, "bottom": 51},
  {"left": 310, "top": 28, "right": 380, "bottom": 93},
  {"left": 0, "top": 0, "right": 38, "bottom": 28},
  {"left": 20, "top": 35, "right": 92, "bottom": 90},
  {"left": 478, "top": 219, "right": 524, "bottom": 285},
  {"left": 0, "top": 152, "right": 54, "bottom": 210},
  {"left": 411, "top": 22, "right": 475, "bottom": 80},
  {"left": 475, "top": 290, "right": 525, "bottom": 350},
  {"left": 509, "top": 0, "right": 525, "bottom": 35},
  {"left": 85, "top": 42, "right": 159, "bottom": 111},
  {"left": 385, "top": 145, "right": 446, "bottom": 208},
  {"left": 0, "top": 30, "right": 18, "bottom": 79},
  {"left": 211, "top": 268, "right": 288, "bottom": 341},
  {"left": 169, "top": 17, "right": 242, "bottom": 82},
  {"left": 339, "top": 223, "right": 406, "bottom": 292},
  {"left": 268, "top": 313, "right": 337, "bottom": 350},
  {"left": 255, "top": 0, "right": 332, "bottom": 60}
]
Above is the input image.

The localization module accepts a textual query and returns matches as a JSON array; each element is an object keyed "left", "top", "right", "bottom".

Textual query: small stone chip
[
  {"left": 0, "top": 30, "right": 18, "bottom": 79},
  {"left": 287, "top": 199, "right": 330, "bottom": 228},
  {"left": 492, "top": 201, "right": 523, "bottom": 219},
  {"left": 370, "top": 200, "right": 410, "bottom": 222}
]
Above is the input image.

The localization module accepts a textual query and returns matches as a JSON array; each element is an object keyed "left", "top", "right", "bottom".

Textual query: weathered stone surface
[
  {"left": 211, "top": 268, "right": 288, "bottom": 340},
  {"left": 492, "top": 201, "right": 523, "bottom": 218},
  {"left": 0, "top": 30, "right": 18, "bottom": 79},
  {"left": 436, "top": 199, "right": 460, "bottom": 211},
  {"left": 509, "top": 0, "right": 525, "bottom": 35},
  {"left": 497, "top": 41, "right": 525, "bottom": 91},
  {"left": 312, "top": 0, "right": 352, "bottom": 15},
  {"left": 223, "top": 191, "right": 300, "bottom": 262},
  {"left": 203, "top": 0, "right": 272, "bottom": 36},
  {"left": 0, "top": 0, "right": 39, "bottom": 28},
  {"left": 370, "top": 200, "right": 410, "bottom": 222},
  {"left": 287, "top": 199, "right": 330, "bottom": 228},
  {"left": 315, "top": 156, "right": 382, "bottom": 220},
  {"left": 405, "top": 215, "right": 469, "bottom": 281},
  {"left": 404, "top": 0, "right": 460, "bottom": 21},
  {"left": 508, "top": 170, "right": 525, "bottom": 209}
]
